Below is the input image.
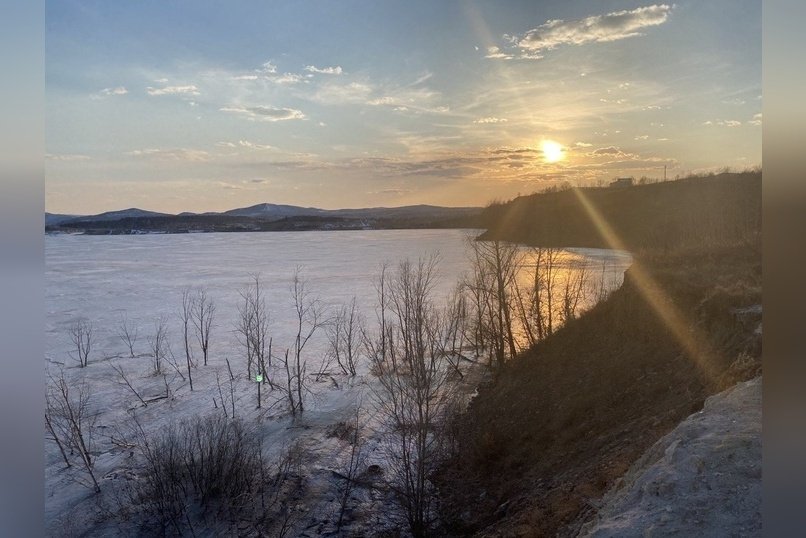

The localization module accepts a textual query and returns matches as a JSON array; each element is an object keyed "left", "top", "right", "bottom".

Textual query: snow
[
  {"left": 579, "top": 376, "right": 762, "bottom": 537},
  {"left": 45, "top": 230, "right": 633, "bottom": 536}
]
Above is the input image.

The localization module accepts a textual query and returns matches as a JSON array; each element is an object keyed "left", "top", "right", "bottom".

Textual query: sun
[{"left": 541, "top": 140, "right": 565, "bottom": 163}]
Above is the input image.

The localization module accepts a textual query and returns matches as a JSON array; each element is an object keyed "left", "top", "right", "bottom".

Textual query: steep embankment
[
  {"left": 437, "top": 173, "right": 762, "bottom": 537},
  {"left": 579, "top": 376, "right": 761, "bottom": 537}
]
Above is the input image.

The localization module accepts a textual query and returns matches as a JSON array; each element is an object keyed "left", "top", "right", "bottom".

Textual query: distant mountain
[
  {"left": 45, "top": 212, "right": 82, "bottom": 226},
  {"left": 223, "top": 203, "right": 481, "bottom": 221},
  {"left": 223, "top": 203, "right": 327, "bottom": 219},
  {"left": 45, "top": 203, "right": 483, "bottom": 234},
  {"left": 68, "top": 208, "right": 173, "bottom": 223}
]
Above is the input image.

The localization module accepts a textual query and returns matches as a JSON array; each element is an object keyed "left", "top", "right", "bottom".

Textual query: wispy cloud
[
  {"left": 703, "top": 119, "right": 742, "bottom": 127},
  {"left": 236, "top": 140, "right": 276, "bottom": 150},
  {"left": 125, "top": 148, "right": 209, "bottom": 161},
  {"left": 91, "top": 86, "right": 128, "bottom": 99},
  {"left": 46, "top": 153, "right": 91, "bottom": 161},
  {"left": 484, "top": 46, "right": 515, "bottom": 60},
  {"left": 311, "top": 81, "right": 374, "bottom": 105},
  {"left": 220, "top": 105, "right": 306, "bottom": 122},
  {"left": 589, "top": 146, "right": 633, "bottom": 158},
  {"left": 487, "top": 4, "right": 673, "bottom": 60},
  {"left": 519, "top": 5, "right": 673, "bottom": 52},
  {"left": 147, "top": 84, "right": 201, "bottom": 96},
  {"left": 473, "top": 117, "right": 508, "bottom": 124},
  {"left": 749, "top": 113, "right": 762, "bottom": 126},
  {"left": 305, "top": 65, "right": 343, "bottom": 75}
]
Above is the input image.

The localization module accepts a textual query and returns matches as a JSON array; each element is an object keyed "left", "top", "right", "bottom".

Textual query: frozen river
[{"left": 45, "top": 229, "right": 632, "bottom": 365}]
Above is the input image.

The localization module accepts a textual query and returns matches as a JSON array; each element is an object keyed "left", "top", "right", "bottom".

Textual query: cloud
[
  {"left": 261, "top": 61, "right": 277, "bottom": 74},
  {"left": 237, "top": 140, "right": 276, "bottom": 150},
  {"left": 575, "top": 141, "right": 593, "bottom": 147},
  {"left": 473, "top": 117, "right": 508, "bottom": 124},
  {"left": 46, "top": 153, "right": 91, "bottom": 161},
  {"left": 518, "top": 4, "right": 673, "bottom": 53},
  {"left": 634, "top": 135, "right": 650, "bottom": 140},
  {"left": 272, "top": 73, "right": 305, "bottom": 85},
  {"left": 220, "top": 105, "right": 306, "bottom": 122},
  {"left": 305, "top": 65, "right": 343, "bottom": 75},
  {"left": 589, "top": 146, "right": 632, "bottom": 157},
  {"left": 147, "top": 84, "right": 201, "bottom": 96},
  {"left": 484, "top": 4, "right": 674, "bottom": 61},
  {"left": 312, "top": 81, "right": 374, "bottom": 105},
  {"left": 91, "top": 86, "right": 128, "bottom": 99},
  {"left": 703, "top": 119, "right": 742, "bottom": 127},
  {"left": 749, "top": 113, "right": 762, "bottom": 126},
  {"left": 484, "top": 46, "right": 514, "bottom": 60},
  {"left": 125, "top": 148, "right": 209, "bottom": 161}
]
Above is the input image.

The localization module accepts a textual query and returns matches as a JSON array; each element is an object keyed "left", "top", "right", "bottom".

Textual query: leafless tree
[
  {"left": 147, "top": 316, "right": 170, "bottom": 375},
  {"left": 326, "top": 297, "right": 363, "bottom": 376},
  {"left": 236, "top": 274, "right": 271, "bottom": 385},
  {"left": 46, "top": 369, "right": 100, "bottom": 492},
  {"left": 110, "top": 360, "right": 148, "bottom": 408},
  {"left": 44, "top": 411, "right": 71, "bottom": 468},
  {"left": 513, "top": 246, "right": 561, "bottom": 346},
  {"left": 335, "top": 404, "right": 366, "bottom": 532},
  {"left": 116, "top": 312, "right": 139, "bottom": 358},
  {"left": 179, "top": 287, "right": 195, "bottom": 391},
  {"left": 367, "top": 256, "right": 457, "bottom": 537},
  {"left": 191, "top": 287, "right": 216, "bottom": 366},
  {"left": 288, "top": 267, "right": 324, "bottom": 414},
  {"left": 560, "top": 256, "right": 590, "bottom": 324},
  {"left": 69, "top": 318, "right": 95, "bottom": 368},
  {"left": 464, "top": 239, "right": 521, "bottom": 370}
]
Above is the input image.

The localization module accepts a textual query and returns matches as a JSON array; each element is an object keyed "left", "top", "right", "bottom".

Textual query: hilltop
[{"left": 478, "top": 171, "right": 761, "bottom": 252}]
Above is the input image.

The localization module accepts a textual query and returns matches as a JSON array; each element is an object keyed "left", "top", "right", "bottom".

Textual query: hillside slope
[
  {"left": 437, "top": 173, "right": 762, "bottom": 537},
  {"left": 478, "top": 172, "right": 760, "bottom": 252}
]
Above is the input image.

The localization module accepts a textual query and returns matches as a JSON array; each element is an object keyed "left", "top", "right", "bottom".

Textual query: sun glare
[{"left": 541, "top": 140, "right": 564, "bottom": 163}]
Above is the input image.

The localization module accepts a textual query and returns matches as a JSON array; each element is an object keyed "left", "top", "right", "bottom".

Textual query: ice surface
[{"left": 44, "top": 230, "right": 632, "bottom": 535}]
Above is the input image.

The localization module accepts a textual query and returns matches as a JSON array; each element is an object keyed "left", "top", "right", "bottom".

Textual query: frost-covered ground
[
  {"left": 45, "top": 230, "right": 632, "bottom": 536},
  {"left": 579, "top": 376, "right": 762, "bottom": 538}
]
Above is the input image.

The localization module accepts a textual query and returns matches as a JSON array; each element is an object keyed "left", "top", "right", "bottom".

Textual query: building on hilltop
[{"left": 609, "top": 177, "right": 634, "bottom": 188}]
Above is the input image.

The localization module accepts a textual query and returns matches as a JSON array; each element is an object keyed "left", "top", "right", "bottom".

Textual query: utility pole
[{"left": 664, "top": 165, "right": 667, "bottom": 181}]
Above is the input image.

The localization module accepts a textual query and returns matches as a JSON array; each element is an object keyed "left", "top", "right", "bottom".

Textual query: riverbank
[{"left": 436, "top": 243, "right": 762, "bottom": 536}]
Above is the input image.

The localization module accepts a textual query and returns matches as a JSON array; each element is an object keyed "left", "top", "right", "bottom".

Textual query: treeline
[
  {"left": 47, "top": 213, "right": 484, "bottom": 235},
  {"left": 478, "top": 171, "right": 761, "bottom": 252}
]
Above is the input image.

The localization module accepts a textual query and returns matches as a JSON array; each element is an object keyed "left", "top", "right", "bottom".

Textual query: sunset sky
[{"left": 46, "top": 1, "right": 761, "bottom": 214}]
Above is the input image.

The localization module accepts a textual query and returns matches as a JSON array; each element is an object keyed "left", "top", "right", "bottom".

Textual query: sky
[{"left": 45, "top": 0, "right": 761, "bottom": 214}]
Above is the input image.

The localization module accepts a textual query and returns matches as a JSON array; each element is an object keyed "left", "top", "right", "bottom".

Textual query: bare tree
[
  {"left": 335, "top": 404, "right": 366, "bottom": 532},
  {"left": 236, "top": 274, "right": 271, "bottom": 385},
  {"left": 44, "top": 411, "right": 71, "bottom": 468},
  {"left": 464, "top": 239, "right": 521, "bottom": 370},
  {"left": 116, "top": 312, "right": 139, "bottom": 358},
  {"left": 367, "top": 256, "right": 457, "bottom": 537},
  {"left": 288, "top": 267, "right": 324, "bottom": 414},
  {"left": 110, "top": 360, "right": 149, "bottom": 408},
  {"left": 148, "top": 316, "right": 170, "bottom": 375},
  {"left": 191, "top": 287, "right": 215, "bottom": 366},
  {"left": 326, "top": 297, "right": 363, "bottom": 376},
  {"left": 69, "top": 318, "right": 95, "bottom": 368},
  {"left": 560, "top": 256, "right": 590, "bottom": 324},
  {"left": 46, "top": 370, "right": 100, "bottom": 492},
  {"left": 179, "top": 288, "right": 195, "bottom": 391}
]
